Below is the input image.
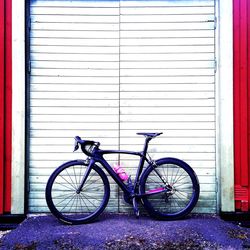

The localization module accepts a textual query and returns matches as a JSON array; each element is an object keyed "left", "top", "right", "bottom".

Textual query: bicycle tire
[
  {"left": 46, "top": 160, "right": 110, "bottom": 224},
  {"left": 140, "top": 158, "right": 200, "bottom": 220}
]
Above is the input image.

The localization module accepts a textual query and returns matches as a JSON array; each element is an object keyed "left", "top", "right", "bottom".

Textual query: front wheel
[
  {"left": 140, "top": 158, "right": 200, "bottom": 220},
  {"left": 46, "top": 160, "right": 110, "bottom": 224}
]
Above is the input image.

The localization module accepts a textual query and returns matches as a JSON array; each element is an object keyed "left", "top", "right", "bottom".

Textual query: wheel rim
[
  {"left": 144, "top": 163, "right": 196, "bottom": 216},
  {"left": 50, "top": 164, "right": 106, "bottom": 221}
]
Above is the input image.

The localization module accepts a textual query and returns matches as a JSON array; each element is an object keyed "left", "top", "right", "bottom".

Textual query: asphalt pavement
[{"left": 0, "top": 213, "right": 250, "bottom": 249}]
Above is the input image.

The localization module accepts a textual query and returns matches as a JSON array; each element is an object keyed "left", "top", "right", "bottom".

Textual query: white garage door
[{"left": 29, "top": 0, "right": 216, "bottom": 213}]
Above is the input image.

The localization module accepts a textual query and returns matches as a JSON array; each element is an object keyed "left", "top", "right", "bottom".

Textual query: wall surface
[
  {"left": 11, "top": 0, "right": 26, "bottom": 214},
  {"left": 234, "top": 0, "right": 250, "bottom": 212}
]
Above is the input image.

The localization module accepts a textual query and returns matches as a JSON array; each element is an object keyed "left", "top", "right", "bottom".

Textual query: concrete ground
[{"left": 0, "top": 213, "right": 250, "bottom": 249}]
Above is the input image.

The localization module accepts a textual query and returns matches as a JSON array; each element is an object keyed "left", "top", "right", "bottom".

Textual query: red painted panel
[
  {"left": 234, "top": 0, "right": 240, "bottom": 198},
  {"left": 234, "top": 0, "right": 250, "bottom": 211},
  {"left": 4, "top": 0, "right": 12, "bottom": 213},
  {"left": 0, "top": 0, "right": 5, "bottom": 214},
  {"left": 239, "top": 0, "right": 248, "bottom": 187},
  {"left": 248, "top": 0, "right": 250, "bottom": 186},
  {"left": 0, "top": 0, "right": 12, "bottom": 214}
]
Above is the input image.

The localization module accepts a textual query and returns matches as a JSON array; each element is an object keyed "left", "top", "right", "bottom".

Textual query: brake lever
[
  {"left": 73, "top": 144, "right": 79, "bottom": 152},
  {"left": 73, "top": 140, "right": 79, "bottom": 152}
]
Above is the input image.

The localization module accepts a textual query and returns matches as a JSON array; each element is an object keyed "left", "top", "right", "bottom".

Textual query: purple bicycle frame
[{"left": 78, "top": 137, "right": 152, "bottom": 198}]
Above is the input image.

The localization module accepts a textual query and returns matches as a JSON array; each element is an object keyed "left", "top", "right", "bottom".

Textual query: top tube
[{"left": 97, "top": 149, "right": 143, "bottom": 157}]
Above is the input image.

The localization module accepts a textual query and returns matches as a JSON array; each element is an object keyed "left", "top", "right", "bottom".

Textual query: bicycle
[{"left": 46, "top": 132, "right": 200, "bottom": 225}]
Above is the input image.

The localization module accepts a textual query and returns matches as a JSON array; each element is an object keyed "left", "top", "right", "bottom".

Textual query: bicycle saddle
[{"left": 137, "top": 132, "right": 163, "bottom": 138}]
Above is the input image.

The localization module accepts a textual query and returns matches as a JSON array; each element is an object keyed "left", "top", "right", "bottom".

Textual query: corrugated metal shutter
[{"left": 29, "top": 0, "right": 216, "bottom": 213}]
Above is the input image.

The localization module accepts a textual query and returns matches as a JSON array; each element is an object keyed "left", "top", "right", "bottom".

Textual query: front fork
[{"left": 76, "top": 158, "right": 95, "bottom": 194}]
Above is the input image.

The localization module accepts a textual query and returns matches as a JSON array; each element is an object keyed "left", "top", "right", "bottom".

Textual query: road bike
[{"left": 46, "top": 132, "right": 200, "bottom": 224}]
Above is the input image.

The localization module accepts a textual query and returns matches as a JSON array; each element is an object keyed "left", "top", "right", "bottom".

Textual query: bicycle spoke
[
  {"left": 58, "top": 174, "right": 77, "bottom": 190},
  {"left": 161, "top": 164, "right": 168, "bottom": 182},
  {"left": 82, "top": 192, "right": 104, "bottom": 202},
  {"left": 80, "top": 193, "right": 99, "bottom": 208},
  {"left": 79, "top": 194, "right": 91, "bottom": 213},
  {"left": 173, "top": 171, "right": 188, "bottom": 185},
  {"left": 68, "top": 194, "right": 78, "bottom": 213},
  {"left": 54, "top": 192, "right": 76, "bottom": 207},
  {"left": 73, "top": 165, "right": 78, "bottom": 187},
  {"left": 175, "top": 189, "right": 192, "bottom": 199},
  {"left": 174, "top": 182, "right": 193, "bottom": 188},
  {"left": 173, "top": 192, "right": 189, "bottom": 208},
  {"left": 172, "top": 166, "right": 181, "bottom": 184},
  {"left": 60, "top": 194, "right": 76, "bottom": 212},
  {"left": 75, "top": 194, "right": 79, "bottom": 212},
  {"left": 82, "top": 176, "right": 102, "bottom": 190},
  {"left": 53, "top": 190, "right": 75, "bottom": 201},
  {"left": 82, "top": 187, "right": 103, "bottom": 198},
  {"left": 54, "top": 181, "right": 76, "bottom": 191},
  {"left": 78, "top": 194, "right": 86, "bottom": 212},
  {"left": 65, "top": 168, "right": 77, "bottom": 189},
  {"left": 78, "top": 166, "right": 84, "bottom": 187},
  {"left": 150, "top": 170, "right": 166, "bottom": 184}
]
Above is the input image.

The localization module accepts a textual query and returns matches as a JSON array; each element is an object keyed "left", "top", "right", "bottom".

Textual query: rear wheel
[
  {"left": 140, "top": 158, "right": 199, "bottom": 220},
  {"left": 46, "top": 160, "right": 110, "bottom": 224}
]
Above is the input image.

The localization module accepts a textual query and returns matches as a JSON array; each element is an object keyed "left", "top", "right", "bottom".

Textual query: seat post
[
  {"left": 134, "top": 136, "right": 152, "bottom": 188},
  {"left": 142, "top": 136, "right": 152, "bottom": 157},
  {"left": 136, "top": 132, "right": 163, "bottom": 156}
]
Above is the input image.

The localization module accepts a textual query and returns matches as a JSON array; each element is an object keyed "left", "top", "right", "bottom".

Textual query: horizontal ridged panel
[
  {"left": 119, "top": 0, "right": 216, "bottom": 212},
  {"left": 29, "top": 0, "right": 120, "bottom": 213},
  {"left": 29, "top": 0, "right": 216, "bottom": 214}
]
